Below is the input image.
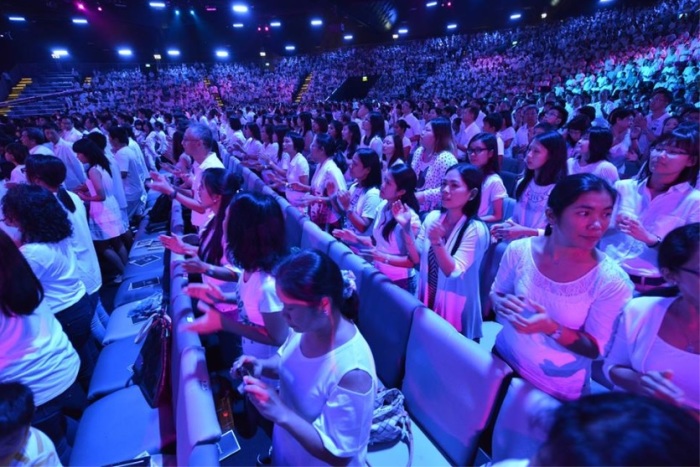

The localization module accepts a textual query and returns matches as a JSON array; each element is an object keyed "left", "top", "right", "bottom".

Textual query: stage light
[
  {"left": 145, "top": 63, "right": 151, "bottom": 67},
  {"left": 310, "top": 19, "right": 323, "bottom": 26},
  {"left": 426, "top": 1, "right": 438, "bottom": 6},
  {"left": 149, "top": 2, "right": 166, "bottom": 8},
  {"left": 215, "top": 50, "right": 229, "bottom": 58},
  {"left": 264, "top": 26, "right": 269, "bottom": 31},
  {"left": 205, "top": 6, "right": 217, "bottom": 12},
  {"left": 447, "top": 23, "right": 457, "bottom": 29},
  {"left": 72, "top": 18, "right": 88, "bottom": 24},
  {"left": 8, "top": 16, "right": 26, "bottom": 22},
  {"left": 118, "top": 49, "right": 133, "bottom": 56},
  {"left": 344, "top": 34, "right": 353, "bottom": 40},
  {"left": 77, "top": 3, "right": 86, "bottom": 10},
  {"left": 52, "top": 49, "right": 69, "bottom": 58},
  {"left": 175, "top": 9, "right": 180, "bottom": 15},
  {"left": 398, "top": 28, "right": 408, "bottom": 34},
  {"left": 392, "top": 34, "right": 399, "bottom": 39},
  {"left": 232, "top": 4, "right": 248, "bottom": 13},
  {"left": 233, "top": 23, "right": 244, "bottom": 28},
  {"left": 270, "top": 21, "right": 281, "bottom": 27},
  {"left": 285, "top": 45, "right": 295, "bottom": 51},
  {"left": 541, "top": 13, "right": 547, "bottom": 18},
  {"left": 97, "top": 6, "right": 102, "bottom": 11},
  {"left": 510, "top": 13, "right": 522, "bottom": 20},
  {"left": 154, "top": 54, "right": 162, "bottom": 60},
  {"left": 259, "top": 51, "right": 266, "bottom": 57},
  {"left": 167, "top": 49, "right": 180, "bottom": 56},
  {"left": 189, "top": 9, "right": 194, "bottom": 15}
]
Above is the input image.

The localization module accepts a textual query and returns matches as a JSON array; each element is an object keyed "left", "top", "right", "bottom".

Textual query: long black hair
[
  {"left": 640, "top": 128, "right": 699, "bottom": 186},
  {"left": 0, "top": 229, "right": 43, "bottom": 317},
  {"left": 274, "top": 249, "right": 358, "bottom": 321},
  {"left": 73, "top": 138, "right": 112, "bottom": 175},
  {"left": 382, "top": 164, "right": 419, "bottom": 241},
  {"left": 225, "top": 191, "right": 288, "bottom": 272},
  {"left": 2, "top": 184, "right": 73, "bottom": 244},
  {"left": 198, "top": 169, "right": 242, "bottom": 265},
  {"left": 544, "top": 173, "right": 617, "bottom": 236},
  {"left": 515, "top": 131, "right": 568, "bottom": 201},
  {"left": 24, "top": 154, "right": 76, "bottom": 213},
  {"left": 354, "top": 148, "right": 382, "bottom": 189}
]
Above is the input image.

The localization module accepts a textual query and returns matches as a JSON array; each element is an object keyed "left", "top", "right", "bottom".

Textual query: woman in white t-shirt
[
  {"left": 360, "top": 112, "right": 385, "bottom": 157},
  {"left": 275, "top": 132, "right": 309, "bottom": 212},
  {"left": 160, "top": 168, "right": 242, "bottom": 313},
  {"left": 331, "top": 148, "right": 382, "bottom": 236},
  {"left": 72, "top": 138, "right": 128, "bottom": 279},
  {"left": 491, "top": 131, "right": 568, "bottom": 241},
  {"left": 382, "top": 134, "right": 406, "bottom": 171},
  {"left": 1, "top": 184, "right": 97, "bottom": 391},
  {"left": 184, "top": 191, "right": 290, "bottom": 362},
  {"left": 467, "top": 132, "right": 507, "bottom": 223},
  {"left": 257, "top": 124, "right": 280, "bottom": 168},
  {"left": 5, "top": 143, "right": 28, "bottom": 186},
  {"left": 261, "top": 126, "right": 292, "bottom": 189},
  {"left": 605, "top": 223, "right": 699, "bottom": 412},
  {"left": 235, "top": 250, "right": 376, "bottom": 466},
  {"left": 491, "top": 174, "right": 633, "bottom": 400},
  {"left": 568, "top": 127, "right": 620, "bottom": 185},
  {"left": 25, "top": 154, "right": 109, "bottom": 343},
  {"left": 0, "top": 230, "right": 85, "bottom": 465},
  {"left": 334, "top": 164, "right": 421, "bottom": 293},
  {"left": 289, "top": 134, "right": 347, "bottom": 231}
]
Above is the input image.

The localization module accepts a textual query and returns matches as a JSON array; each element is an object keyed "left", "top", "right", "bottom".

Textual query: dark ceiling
[{"left": 0, "top": 0, "right": 656, "bottom": 68}]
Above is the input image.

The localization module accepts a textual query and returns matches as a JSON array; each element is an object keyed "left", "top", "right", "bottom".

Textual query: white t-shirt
[
  {"left": 0, "top": 300, "right": 80, "bottom": 405},
  {"left": 21, "top": 240, "right": 86, "bottom": 314},
  {"left": 49, "top": 140, "right": 86, "bottom": 191},
  {"left": 9, "top": 427, "right": 61, "bottom": 467},
  {"left": 273, "top": 327, "right": 377, "bottom": 466},
  {"left": 371, "top": 200, "right": 420, "bottom": 281},
  {"left": 479, "top": 174, "right": 508, "bottom": 219},
  {"left": 10, "top": 165, "right": 26, "bottom": 184},
  {"left": 567, "top": 158, "right": 620, "bottom": 186},
  {"left": 493, "top": 238, "right": 633, "bottom": 400},
  {"left": 512, "top": 180, "right": 555, "bottom": 231},
  {"left": 114, "top": 146, "right": 145, "bottom": 203},
  {"left": 191, "top": 152, "right": 225, "bottom": 228},
  {"left": 341, "top": 184, "right": 381, "bottom": 235},
  {"left": 61, "top": 191, "right": 102, "bottom": 294},
  {"left": 237, "top": 270, "right": 283, "bottom": 328},
  {"left": 286, "top": 153, "right": 310, "bottom": 209},
  {"left": 604, "top": 296, "right": 699, "bottom": 410},
  {"left": 600, "top": 179, "right": 700, "bottom": 277},
  {"left": 310, "top": 158, "right": 347, "bottom": 224}
]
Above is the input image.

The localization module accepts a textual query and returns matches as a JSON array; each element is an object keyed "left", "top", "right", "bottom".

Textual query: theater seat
[
  {"left": 88, "top": 336, "right": 143, "bottom": 401},
  {"left": 283, "top": 204, "right": 307, "bottom": 249},
  {"left": 300, "top": 219, "right": 334, "bottom": 253},
  {"left": 499, "top": 171, "right": 518, "bottom": 198},
  {"left": 176, "top": 346, "right": 222, "bottom": 465},
  {"left": 491, "top": 378, "right": 560, "bottom": 463},
  {"left": 400, "top": 307, "right": 512, "bottom": 465},
  {"left": 69, "top": 386, "right": 175, "bottom": 466},
  {"left": 103, "top": 293, "right": 164, "bottom": 344},
  {"left": 113, "top": 272, "right": 164, "bottom": 309}
]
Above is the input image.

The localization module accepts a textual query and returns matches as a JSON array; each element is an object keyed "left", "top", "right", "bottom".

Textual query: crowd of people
[{"left": 0, "top": 0, "right": 698, "bottom": 464}]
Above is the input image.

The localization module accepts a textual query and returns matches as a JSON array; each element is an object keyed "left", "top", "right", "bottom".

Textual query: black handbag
[{"left": 132, "top": 309, "right": 172, "bottom": 408}]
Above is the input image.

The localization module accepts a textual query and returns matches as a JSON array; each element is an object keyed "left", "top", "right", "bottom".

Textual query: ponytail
[{"left": 56, "top": 187, "right": 77, "bottom": 213}]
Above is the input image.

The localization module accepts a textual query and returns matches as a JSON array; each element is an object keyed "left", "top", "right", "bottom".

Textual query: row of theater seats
[
  {"left": 69, "top": 195, "right": 222, "bottom": 466},
  {"left": 230, "top": 159, "right": 563, "bottom": 465},
  {"left": 67, "top": 161, "right": 562, "bottom": 466}
]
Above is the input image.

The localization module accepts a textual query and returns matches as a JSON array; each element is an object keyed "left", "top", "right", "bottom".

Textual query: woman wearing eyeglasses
[
  {"left": 599, "top": 127, "right": 700, "bottom": 293},
  {"left": 605, "top": 223, "right": 699, "bottom": 412}
]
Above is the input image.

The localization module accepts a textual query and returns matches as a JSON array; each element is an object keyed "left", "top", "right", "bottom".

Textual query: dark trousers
[{"left": 55, "top": 294, "right": 99, "bottom": 391}]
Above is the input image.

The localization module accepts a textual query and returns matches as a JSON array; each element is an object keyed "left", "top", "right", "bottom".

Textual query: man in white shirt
[
  {"left": 149, "top": 123, "right": 224, "bottom": 230},
  {"left": 60, "top": 116, "right": 83, "bottom": 143},
  {"left": 20, "top": 128, "right": 54, "bottom": 156},
  {"left": 455, "top": 106, "right": 481, "bottom": 161},
  {"left": 482, "top": 113, "right": 505, "bottom": 162},
  {"left": 400, "top": 100, "right": 422, "bottom": 146},
  {"left": 42, "top": 123, "right": 86, "bottom": 191},
  {"left": 640, "top": 87, "right": 672, "bottom": 145},
  {"left": 108, "top": 126, "right": 146, "bottom": 221},
  {"left": 514, "top": 104, "right": 538, "bottom": 158}
]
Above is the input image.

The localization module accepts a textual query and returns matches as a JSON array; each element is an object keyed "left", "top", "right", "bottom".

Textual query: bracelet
[
  {"left": 547, "top": 323, "right": 564, "bottom": 340},
  {"left": 206, "top": 266, "right": 215, "bottom": 276},
  {"left": 169, "top": 188, "right": 177, "bottom": 200},
  {"left": 383, "top": 256, "right": 390, "bottom": 264},
  {"left": 649, "top": 235, "right": 662, "bottom": 248}
]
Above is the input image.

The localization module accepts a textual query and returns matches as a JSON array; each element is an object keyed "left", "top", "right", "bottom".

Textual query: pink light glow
[{"left": 77, "top": 2, "right": 86, "bottom": 10}]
